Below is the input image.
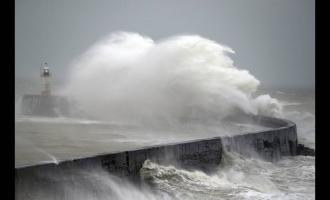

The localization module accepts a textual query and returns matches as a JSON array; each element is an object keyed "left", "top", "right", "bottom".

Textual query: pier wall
[
  {"left": 15, "top": 116, "right": 298, "bottom": 178},
  {"left": 21, "top": 95, "right": 71, "bottom": 117}
]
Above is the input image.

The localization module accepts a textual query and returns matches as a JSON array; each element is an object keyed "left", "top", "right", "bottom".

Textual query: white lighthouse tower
[{"left": 40, "top": 62, "right": 51, "bottom": 96}]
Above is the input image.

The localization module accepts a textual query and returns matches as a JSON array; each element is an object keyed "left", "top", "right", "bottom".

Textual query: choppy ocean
[{"left": 15, "top": 89, "right": 315, "bottom": 200}]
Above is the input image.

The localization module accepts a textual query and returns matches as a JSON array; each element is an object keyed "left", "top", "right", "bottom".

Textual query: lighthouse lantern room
[{"left": 40, "top": 62, "right": 51, "bottom": 96}]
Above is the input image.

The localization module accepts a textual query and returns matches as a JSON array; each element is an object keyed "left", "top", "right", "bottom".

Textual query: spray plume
[{"left": 61, "top": 32, "right": 282, "bottom": 125}]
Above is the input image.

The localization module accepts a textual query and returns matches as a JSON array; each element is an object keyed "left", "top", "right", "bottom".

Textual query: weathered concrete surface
[
  {"left": 222, "top": 115, "right": 298, "bottom": 162},
  {"left": 15, "top": 115, "right": 300, "bottom": 178},
  {"left": 16, "top": 137, "right": 223, "bottom": 178},
  {"left": 297, "top": 144, "right": 315, "bottom": 156}
]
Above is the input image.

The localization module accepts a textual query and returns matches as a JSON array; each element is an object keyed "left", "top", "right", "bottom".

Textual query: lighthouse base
[{"left": 21, "top": 95, "right": 71, "bottom": 117}]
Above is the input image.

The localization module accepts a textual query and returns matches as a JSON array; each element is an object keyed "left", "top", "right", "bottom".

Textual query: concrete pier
[
  {"left": 15, "top": 116, "right": 299, "bottom": 178},
  {"left": 21, "top": 95, "right": 71, "bottom": 117}
]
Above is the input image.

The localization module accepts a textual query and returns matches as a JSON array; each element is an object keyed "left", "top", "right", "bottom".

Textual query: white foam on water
[{"left": 140, "top": 152, "right": 315, "bottom": 200}]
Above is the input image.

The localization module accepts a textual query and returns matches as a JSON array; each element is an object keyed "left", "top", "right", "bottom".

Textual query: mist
[{"left": 59, "top": 32, "right": 282, "bottom": 125}]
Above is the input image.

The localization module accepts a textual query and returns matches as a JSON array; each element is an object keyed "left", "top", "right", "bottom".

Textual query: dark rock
[{"left": 297, "top": 144, "right": 315, "bottom": 156}]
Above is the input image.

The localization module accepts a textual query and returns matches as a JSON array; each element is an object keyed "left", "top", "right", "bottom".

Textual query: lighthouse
[
  {"left": 40, "top": 62, "right": 51, "bottom": 96},
  {"left": 20, "top": 62, "right": 76, "bottom": 117}
]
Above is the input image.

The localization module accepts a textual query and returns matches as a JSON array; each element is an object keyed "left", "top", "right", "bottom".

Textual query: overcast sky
[{"left": 15, "top": 0, "right": 314, "bottom": 90}]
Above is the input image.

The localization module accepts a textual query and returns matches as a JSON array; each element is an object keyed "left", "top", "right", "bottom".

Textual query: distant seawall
[
  {"left": 21, "top": 94, "right": 88, "bottom": 118},
  {"left": 16, "top": 116, "right": 300, "bottom": 178},
  {"left": 21, "top": 95, "right": 71, "bottom": 117}
]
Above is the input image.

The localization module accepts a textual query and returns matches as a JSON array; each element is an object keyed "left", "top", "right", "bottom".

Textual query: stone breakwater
[
  {"left": 21, "top": 95, "right": 71, "bottom": 117},
  {"left": 297, "top": 144, "right": 315, "bottom": 156},
  {"left": 15, "top": 115, "right": 313, "bottom": 180}
]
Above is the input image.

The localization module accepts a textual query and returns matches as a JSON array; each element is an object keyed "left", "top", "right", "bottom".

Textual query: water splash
[
  {"left": 140, "top": 153, "right": 314, "bottom": 200},
  {"left": 35, "top": 147, "right": 59, "bottom": 165},
  {"left": 61, "top": 32, "right": 282, "bottom": 125}
]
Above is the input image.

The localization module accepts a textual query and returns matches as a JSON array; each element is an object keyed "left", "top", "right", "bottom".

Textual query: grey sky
[{"left": 15, "top": 0, "right": 314, "bottom": 90}]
